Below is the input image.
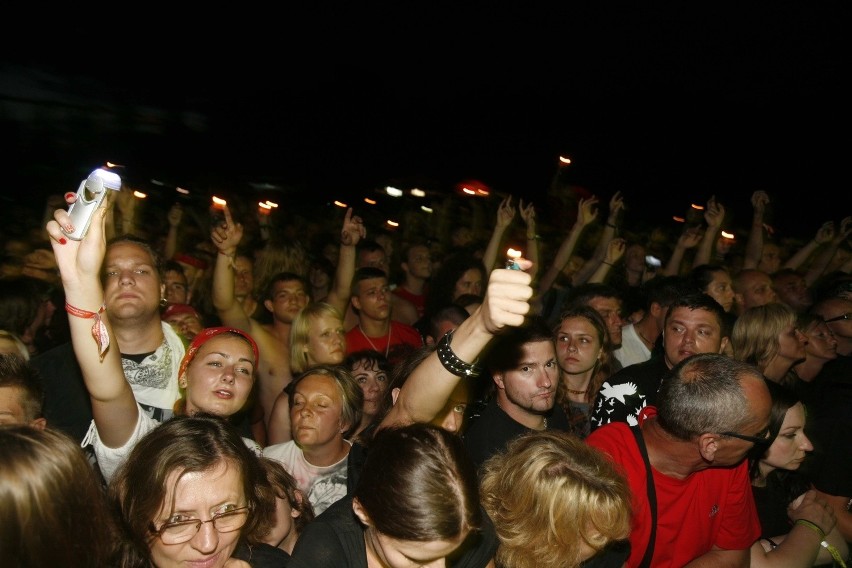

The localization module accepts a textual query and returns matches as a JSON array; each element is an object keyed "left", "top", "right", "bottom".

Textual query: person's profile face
[
  {"left": 775, "top": 323, "right": 807, "bottom": 365},
  {"left": 149, "top": 460, "right": 245, "bottom": 568},
  {"left": 760, "top": 402, "right": 812, "bottom": 474},
  {"left": 802, "top": 321, "right": 837, "bottom": 361}
]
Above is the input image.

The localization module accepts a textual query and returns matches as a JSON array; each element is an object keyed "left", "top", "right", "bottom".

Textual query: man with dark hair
[
  {"left": 615, "top": 275, "right": 690, "bottom": 368},
  {"left": 591, "top": 293, "right": 729, "bottom": 431},
  {"left": 463, "top": 315, "right": 569, "bottom": 471},
  {"left": 393, "top": 242, "right": 432, "bottom": 320},
  {"left": 587, "top": 353, "right": 771, "bottom": 567},
  {"left": 345, "top": 267, "right": 422, "bottom": 362}
]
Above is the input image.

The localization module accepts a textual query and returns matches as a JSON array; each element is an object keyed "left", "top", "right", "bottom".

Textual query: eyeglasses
[
  {"left": 823, "top": 312, "right": 851, "bottom": 323},
  {"left": 719, "top": 430, "right": 772, "bottom": 446},
  {"left": 151, "top": 506, "right": 249, "bottom": 545}
]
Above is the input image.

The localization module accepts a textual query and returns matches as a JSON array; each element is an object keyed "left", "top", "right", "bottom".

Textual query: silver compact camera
[{"left": 62, "top": 168, "right": 122, "bottom": 240}]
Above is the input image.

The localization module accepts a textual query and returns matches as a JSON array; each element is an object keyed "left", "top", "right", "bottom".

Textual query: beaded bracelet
[{"left": 437, "top": 329, "right": 482, "bottom": 378}]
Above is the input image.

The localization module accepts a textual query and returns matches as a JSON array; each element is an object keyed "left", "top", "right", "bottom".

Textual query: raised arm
[
  {"left": 482, "top": 195, "right": 516, "bottom": 272},
  {"left": 663, "top": 225, "right": 702, "bottom": 276},
  {"left": 325, "top": 207, "right": 365, "bottom": 315},
  {"left": 802, "top": 217, "right": 851, "bottom": 285},
  {"left": 743, "top": 190, "right": 770, "bottom": 270},
  {"left": 588, "top": 237, "right": 627, "bottom": 283},
  {"left": 380, "top": 263, "right": 534, "bottom": 429},
  {"left": 537, "top": 195, "right": 600, "bottom": 295},
  {"left": 163, "top": 203, "right": 183, "bottom": 260},
  {"left": 693, "top": 195, "right": 726, "bottom": 268},
  {"left": 45, "top": 194, "right": 139, "bottom": 448},
  {"left": 573, "top": 191, "right": 624, "bottom": 285},
  {"left": 211, "top": 205, "right": 252, "bottom": 331},
  {"left": 518, "top": 198, "right": 540, "bottom": 281}
]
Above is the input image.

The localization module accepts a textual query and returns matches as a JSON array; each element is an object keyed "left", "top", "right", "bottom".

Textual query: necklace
[{"left": 358, "top": 324, "right": 392, "bottom": 358}]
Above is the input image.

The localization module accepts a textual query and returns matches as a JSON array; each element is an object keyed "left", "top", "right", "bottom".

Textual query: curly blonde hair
[{"left": 479, "top": 430, "right": 631, "bottom": 568}]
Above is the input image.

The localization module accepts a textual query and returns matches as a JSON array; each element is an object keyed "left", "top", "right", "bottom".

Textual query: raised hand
[
  {"left": 519, "top": 197, "right": 536, "bottom": 228},
  {"left": 703, "top": 195, "right": 725, "bottom": 229},
  {"left": 45, "top": 194, "right": 108, "bottom": 286},
  {"left": 814, "top": 221, "right": 835, "bottom": 245},
  {"left": 577, "top": 196, "right": 600, "bottom": 227},
  {"left": 496, "top": 195, "right": 516, "bottom": 229},
  {"left": 604, "top": 238, "right": 627, "bottom": 264},
  {"left": 210, "top": 205, "right": 243, "bottom": 254},
  {"left": 608, "top": 191, "right": 625, "bottom": 221},
  {"left": 167, "top": 203, "right": 183, "bottom": 228},
  {"left": 678, "top": 226, "right": 703, "bottom": 249},
  {"left": 479, "top": 265, "right": 534, "bottom": 333},
  {"left": 340, "top": 207, "right": 366, "bottom": 247},
  {"left": 751, "top": 190, "right": 770, "bottom": 214}
]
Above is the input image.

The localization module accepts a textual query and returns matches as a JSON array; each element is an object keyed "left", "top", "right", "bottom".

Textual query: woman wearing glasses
[
  {"left": 110, "top": 414, "right": 279, "bottom": 567},
  {"left": 747, "top": 381, "right": 848, "bottom": 567}
]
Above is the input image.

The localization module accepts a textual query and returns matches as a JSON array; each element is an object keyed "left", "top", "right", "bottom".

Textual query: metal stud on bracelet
[{"left": 437, "top": 329, "right": 482, "bottom": 378}]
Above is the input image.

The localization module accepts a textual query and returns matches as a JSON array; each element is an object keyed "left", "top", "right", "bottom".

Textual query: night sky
[{"left": 3, "top": 5, "right": 846, "bottom": 241}]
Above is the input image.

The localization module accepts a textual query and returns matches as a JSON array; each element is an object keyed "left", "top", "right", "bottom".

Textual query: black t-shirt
[
  {"left": 589, "top": 356, "right": 670, "bottom": 433},
  {"left": 289, "top": 495, "right": 498, "bottom": 568},
  {"left": 232, "top": 542, "right": 290, "bottom": 567},
  {"left": 801, "top": 355, "right": 852, "bottom": 497},
  {"left": 463, "top": 398, "right": 570, "bottom": 472}
]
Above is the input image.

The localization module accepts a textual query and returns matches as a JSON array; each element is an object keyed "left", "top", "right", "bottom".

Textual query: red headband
[
  {"left": 178, "top": 327, "right": 260, "bottom": 380},
  {"left": 173, "top": 253, "right": 209, "bottom": 270}
]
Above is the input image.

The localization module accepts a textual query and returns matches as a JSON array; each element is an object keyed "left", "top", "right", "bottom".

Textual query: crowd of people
[{"left": 1, "top": 173, "right": 850, "bottom": 567}]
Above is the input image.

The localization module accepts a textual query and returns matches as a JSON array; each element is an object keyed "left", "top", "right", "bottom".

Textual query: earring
[
  {"left": 179, "top": 380, "right": 187, "bottom": 388},
  {"left": 160, "top": 298, "right": 168, "bottom": 308}
]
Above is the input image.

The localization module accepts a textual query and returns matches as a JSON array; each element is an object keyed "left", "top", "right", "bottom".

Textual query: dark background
[{"left": 2, "top": 5, "right": 846, "bottom": 241}]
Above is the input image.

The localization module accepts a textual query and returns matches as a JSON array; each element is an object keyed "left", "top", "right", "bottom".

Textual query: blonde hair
[
  {"left": 480, "top": 430, "right": 631, "bottom": 568},
  {"left": 731, "top": 302, "right": 796, "bottom": 377},
  {"left": 0, "top": 330, "right": 29, "bottom": 360},
  {"left": 290, "top": 302, "right": 344, "bottom": 374}
]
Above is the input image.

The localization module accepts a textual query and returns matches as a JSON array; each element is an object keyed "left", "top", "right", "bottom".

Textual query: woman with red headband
[{"left": 45, "top": 198, "right": 263, "bottom": 485}]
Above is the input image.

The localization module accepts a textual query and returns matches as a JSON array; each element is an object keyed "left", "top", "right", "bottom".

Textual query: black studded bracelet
[{"left": 437, "top": 329, "right": 483, "bottom": 378}]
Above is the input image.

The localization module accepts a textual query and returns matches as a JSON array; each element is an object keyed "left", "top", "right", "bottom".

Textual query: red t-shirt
[
  {"left": 586, "top": 407, "right": 761, "bottom": 568},
  {"left": 344, "top": 320, "right": 423, "bottom": 356},
  {"left": 392, "top": 286, "right": 426, "bottom": 318}
]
